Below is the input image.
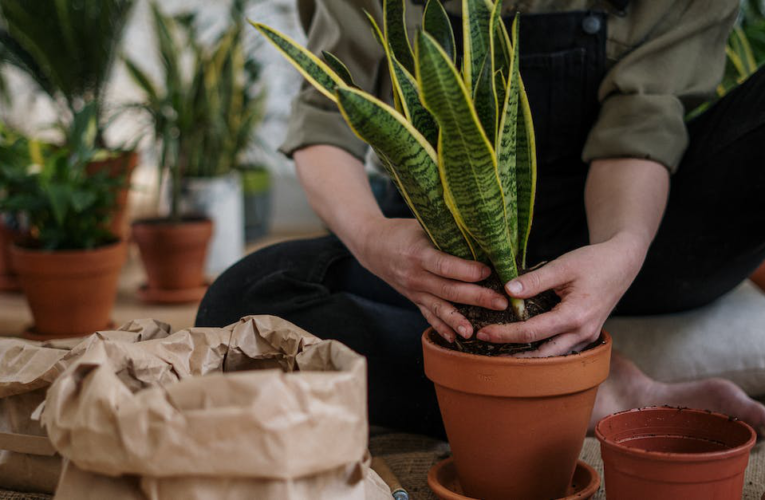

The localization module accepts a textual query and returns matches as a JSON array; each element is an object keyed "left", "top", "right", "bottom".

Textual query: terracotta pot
[
  {"left": 131, "top": 217, "right": 212, "bottom": 303},
  {"left": 11, "top": 241, "right": 127, "bottom": 338},
  {"left": 0, "top": 221, "right": 21, "bottom": 291},
  {"left": 422, "top": 329, "right": 612, "bottom": 500},
  {"left": 87, "top": 150, "right": 138, "bottom": 239},
  {"left": 596, "top": 406, "right": 756, "bottom": 500},
  {"left": 751, "top": 260, "right": 765, "bottom": 292}
]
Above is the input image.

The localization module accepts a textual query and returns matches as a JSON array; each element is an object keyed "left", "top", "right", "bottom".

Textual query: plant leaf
[
  {"left": 321, "top": 51, "right": 359, "bottom": 88},
  {"left": 416, "top": 31, "right": 517, "bottom": 282},
  {"left": 250, "top": 22, "right": 346, "bottom": 102},
  {"left": 473, "top": 53, "right": 497, "bottom": 142},
  {"left": 335, "top": 86, "right": 476, "bottom": 260},
  {"left": 383, "top": 0, "right": 415, "bottom": 75},
  {"left": 462, "top": 0, "right": 493, "bottom": 93},
  {"left": 423, "top": 0, "right": 456, "bottom": 63}
]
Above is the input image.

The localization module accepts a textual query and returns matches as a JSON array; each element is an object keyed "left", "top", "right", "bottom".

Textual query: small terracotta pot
[
  {"left": 11, "top": 241, "right": 127, "bottom": 338},
  {"left": 0, "top": 221, "right": 21, "bottom": 291},
  {"left": 87, "top": 150, "right": 138, "bottom": 239},
  {"left": 751, "top": 260, "right": 765, "bottom": 292},
  {"left": 422, "top": 329, "right": 612, "bottom": 500},
  {"left": 596, "top": 407, "right": 756, "bottom": 500},
  {"left": 131, "top": 217, "right": 212, "bottom": 303}
]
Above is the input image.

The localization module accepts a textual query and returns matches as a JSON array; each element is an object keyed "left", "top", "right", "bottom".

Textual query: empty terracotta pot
[
  {"left": 11, "top": 240, "right": 127, "bottom": 338},
  {"left": 596, "top": 406, "right": 756, "bottom": 500},
  {"left": 422, "top": 329, "right": 612, "bottom": 500},
  {"left": 132, "top": 217, "right": 212, "bottom": 303},
  {"left": 87, "top": 150, "right": 138, "bottom": 239}
]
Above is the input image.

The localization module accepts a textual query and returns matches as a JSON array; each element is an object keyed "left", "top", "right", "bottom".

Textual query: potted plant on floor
[
  {"left": 253, "top": 1, "right": 611, "bottom": 499},
  {"left": 126, "top": 0, "right": 266, "bottom": 287},
  {"left": 0, "top": 106, "right": 126, "bottom": 339},
  {"left": 0, "top": 0, "right": 138, "bottom": 238}
]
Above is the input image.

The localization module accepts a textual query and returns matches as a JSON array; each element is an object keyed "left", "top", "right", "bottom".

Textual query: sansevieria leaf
[
  {"left": 322, "top": 51, "right": 359, "bottom": 88},
  {"left": 490, "top": 1, "right": 511, "bottom": 119},
  {"left": 462, "top": 0, "right": 493, "bottom": 92},
  {"left": 423, "top": 0, "right": 456, "bottom": 64},
  {"left": 473, "top": 53, "right": 497, "bottom": 142},
  {"left": 415, "top": 31, "right": 518, "bottom": 283},
  {"left": 383, "top": 0, "right": 415, "bottom": 75},
  {"left": 335, "top": 86, "right": 476, "bottom": 260},
  {"left": 250, "top": 22, "right": 346, "bottom": 103}
]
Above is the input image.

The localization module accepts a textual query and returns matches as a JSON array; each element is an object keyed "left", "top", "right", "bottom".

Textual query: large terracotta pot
[
  {"left": 422, "top": 329, "right": 612, "bottom": 500},
  {"left": 11, "top": 241, "right": 127, "bottom": 339},
  {"left": 87, "top": 150, "right": 138, "bottom": 239},
  {"left": 596, "top": 406, "right": 756, "bottom": 500},
  {"left": 131, "top": 217, "right": 212, "bottom": 304},
  {"left": 0, "top": 221, "right": 21, "bottom": 291}
]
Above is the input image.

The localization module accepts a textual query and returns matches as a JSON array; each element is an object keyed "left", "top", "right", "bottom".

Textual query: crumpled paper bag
[
  {"left": 0, "top": 319, "right": 172, "bottom": 493},
  {"left": 43, "top": 315, "right": 391, "bottom": 500}
]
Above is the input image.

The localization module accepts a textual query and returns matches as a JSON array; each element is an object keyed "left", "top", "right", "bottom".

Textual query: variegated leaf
[
  {"left": 335, "top": 86, "right": 476, "bottom": 260},
  {"left": 473, "top": 53, "right": 497, "bottom": 141},
  {"left": 322, "top": 51, "right": 359, "bottom": 88},
  {"left": 384, "top": 0, "right": 416, "bottom": 75},
  {"left": 462, "top": 0, "right": 493, "bottom": 92},
  {"left": 423, "top": 0, "right": 456, "bottom": 63},
  {"left": 416, "top": 31, "right": 518, "bottom": 283}
]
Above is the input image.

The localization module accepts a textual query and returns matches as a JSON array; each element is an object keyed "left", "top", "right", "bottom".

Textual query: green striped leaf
[
  {"left": 322, "top": 51, "right": 359, "bottom": 88},
  {"left": 473, "top": 53, "right": 497, "bottom": 141},
  {"left": 462, "top": 0, "right": 493, "bottom": 92},
  {"left": 335, "top": 86, "right": 476, "bottom": 260},
  {"left": 415, "top": 31, "right": 518, "bottom": 283},
  {"left": 250, "top": 22, "right": 346, "bottom": 103},
  {"left": 423, "top": 0, "right": 456, "bottom": 63},
  {"left": 490, "top": 1, "right": 511, "bottom": 117},
  {"left": 384, "top": 0, "right": 415, "bottom": 75}
]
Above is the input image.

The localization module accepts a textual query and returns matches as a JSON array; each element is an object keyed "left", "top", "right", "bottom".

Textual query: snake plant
[{"left": 252, "top": 0, "right": 536, "bottom": 320}]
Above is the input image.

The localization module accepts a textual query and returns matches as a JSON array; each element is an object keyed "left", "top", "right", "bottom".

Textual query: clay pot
[
  {"left": 0, "top": 221, "right": 21, "bottom": 292},
  {"left": 87, "top": 150, "right": 138, "bottom": 239},
  {"left": 422, "top": 329, "right": 612, "bottom": 500},
  {"left": 11, "top": 241, "right": 127, "bottom": 338},
  {"left": 131, "top": 217, "right": 212, "bottom": 304},
  {"left": 751, "top": 260, "right": 765, "bottom": 292},
  {"left": 596, "top": 406, "right": 756, "bottom": 500}
]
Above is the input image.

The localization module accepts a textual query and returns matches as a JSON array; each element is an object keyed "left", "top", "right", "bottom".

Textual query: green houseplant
[
  {"left": 126, "top": 0, "right": 264, "bottom": 302},
  {"left": 253, "top": 1, "right": 612, "bottom": 498},
  {"left": 0, "top": 106, "right": 127, "bottom": 338},
  {"left": 0, "top": 0, "right": 138, "bottom": 237}
]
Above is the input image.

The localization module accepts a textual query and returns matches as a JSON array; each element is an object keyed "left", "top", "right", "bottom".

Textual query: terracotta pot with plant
[
  {"left": 255, "top": 1, "right": 612, "bottom": 499},
  {"left": 0, "top": 109, "right": 126, "bottom": 339}
]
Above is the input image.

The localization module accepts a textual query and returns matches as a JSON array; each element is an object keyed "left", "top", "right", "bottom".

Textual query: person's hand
[
  {"left": 354, "top": 218, "right": 509, "bottom": 342},
  {"left": 476, "top": 232, "right": 649, "bottom": 357}
]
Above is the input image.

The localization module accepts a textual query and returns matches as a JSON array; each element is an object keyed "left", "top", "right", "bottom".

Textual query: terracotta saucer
[
  {"left": 427, "top": 457, "right": 600, "bottom": 500},
  {"left": 22, "top": 322, "right": 116, "bottom": 341},
  {"left": 137, "top": 283, "right": 208, "bottom": 305},
  {"left": 0, "top": 274, "right": 20, "bottom": 292}
]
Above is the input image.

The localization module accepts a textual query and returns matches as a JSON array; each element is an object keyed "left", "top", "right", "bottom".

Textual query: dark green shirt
[{"left": 280, "top": 0, "right": 738, "bottom": 173}]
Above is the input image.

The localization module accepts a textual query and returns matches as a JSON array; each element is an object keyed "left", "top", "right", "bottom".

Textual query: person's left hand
[{"left": 475, "top": 232, "right": 648, "bottom": 357}]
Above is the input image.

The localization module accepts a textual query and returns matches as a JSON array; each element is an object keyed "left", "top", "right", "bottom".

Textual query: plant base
[
  {"left": 23, "top": 322, "right": 116, "bottom": 341},
  {"left": 137, "top": 283, "right": 208, "bottom": 305},
  {"left": 427, "top": 457, "right": 600, "bottom": 500}
]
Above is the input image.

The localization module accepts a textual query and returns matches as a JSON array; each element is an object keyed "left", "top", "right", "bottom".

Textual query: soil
[{"left": 445, "top": 270, "right": 561, "bottom": 356}]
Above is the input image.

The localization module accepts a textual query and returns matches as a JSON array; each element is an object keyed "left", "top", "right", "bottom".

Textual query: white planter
[{"left": 180, "top": 172, "right": 245, "bottom": 275}]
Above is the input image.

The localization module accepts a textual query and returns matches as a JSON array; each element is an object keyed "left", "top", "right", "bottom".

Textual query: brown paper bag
[
  {"left": 0, "top": 319, "right": 173, "bottom": 493},
  {"left": 43, "top": 316, "right": 391, "bottom": 500}
]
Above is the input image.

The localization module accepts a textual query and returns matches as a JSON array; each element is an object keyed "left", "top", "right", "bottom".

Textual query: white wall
[{"left": 1, "top": 0, "right": 324, "bottom": 233}]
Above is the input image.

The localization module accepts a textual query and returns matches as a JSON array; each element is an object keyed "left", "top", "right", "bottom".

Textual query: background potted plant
[
  {"left": 0, "top": 122, "right": 28, "bottom": 291},
  {"left": 240, "top": 163, "right": 273, "bottom": 242},
  {"left": 254, "top": 0, "right": 612, "bottom": 498},
  {"left": 0, "top": 0, "right": 138, "bottom": 238},
  {"left": 126, "top": 0, "right": 266, "bottom": 286},
  {"left": 0, "top": 105, "right": 126, "bottom": 339}
]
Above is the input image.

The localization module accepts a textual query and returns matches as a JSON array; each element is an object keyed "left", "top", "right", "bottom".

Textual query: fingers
[
  {"left": 476, "top": 304, "right": 581, "bottom": 343},
  {"left": 416, "top": 273, "right": 507, "bottom": 311},
  {"left": 418, "top": 294, "right": 473, "bottom": 340},
  {"left": 420, "top": 247, "right": 491, "bottom": 283},
  {"left": 513, "top": 333, "right": 585, "bottom": 358},
  {"left": 505, "top": 259, "right": 570, "bottom": 299}
]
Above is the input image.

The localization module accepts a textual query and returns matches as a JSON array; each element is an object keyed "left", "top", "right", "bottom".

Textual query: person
[{"left": 197, "top": 0, "right": 765, "bottom": 437}]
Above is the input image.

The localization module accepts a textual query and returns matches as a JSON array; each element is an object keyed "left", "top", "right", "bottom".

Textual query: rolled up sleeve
[
  {"left": 278, "top": 0, "right": 387, "bottom": 162},
  {"left": 582, "top": 0, "right": 738, "bottom": 173}
]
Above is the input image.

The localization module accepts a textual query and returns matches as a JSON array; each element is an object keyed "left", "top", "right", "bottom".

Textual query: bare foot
[{"left": 590, "top": 350, "right": 765, "bottom": 436}]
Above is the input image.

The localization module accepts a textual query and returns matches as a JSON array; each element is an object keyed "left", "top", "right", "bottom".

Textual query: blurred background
[{"left": 0, "top": 0, "right": 763, "bottom": 337}]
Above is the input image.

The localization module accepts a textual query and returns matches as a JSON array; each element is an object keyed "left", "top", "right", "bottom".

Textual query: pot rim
[
  {"left": 422, "top": 327, "right": 611, "bottom": 365},
  {"left": 10, "top": 239, "right": 126, "bottom": 257},
  {"left": 595, "top": 406, "right": 757, "bottom": 463},
  {"left": 132, "top": 216, "right": 212, "bottom": 228}
]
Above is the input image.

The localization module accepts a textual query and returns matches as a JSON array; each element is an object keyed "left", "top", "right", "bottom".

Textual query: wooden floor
[{"left": 0, "top": 232, "right": 325, "bottom": 339}]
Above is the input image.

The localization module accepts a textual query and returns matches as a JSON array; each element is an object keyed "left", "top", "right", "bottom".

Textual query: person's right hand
[{"left": 353, "top": 218, "right": 509, "bottom": 342}]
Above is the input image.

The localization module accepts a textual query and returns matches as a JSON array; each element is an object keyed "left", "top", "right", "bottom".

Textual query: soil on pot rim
[{"left": 449, "top": 269, "right": 565, "bottom": 356}]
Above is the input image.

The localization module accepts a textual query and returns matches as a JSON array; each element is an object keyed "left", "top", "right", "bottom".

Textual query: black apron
[{"left": 379, "top": 8, "right": 609, "bottom": 266}]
